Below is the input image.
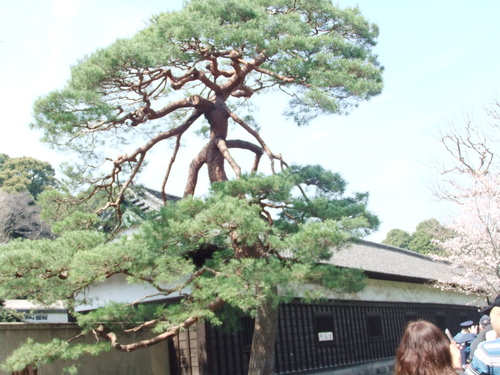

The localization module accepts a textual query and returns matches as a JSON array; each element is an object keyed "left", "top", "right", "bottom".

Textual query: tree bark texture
[
  {"left": 205, "top": 102, "right": 230, "bottom": 184},
  {"left": 247, "top": 291, "right": 279, "bottom": 375},
  {"left": 12, "top": 366, "right": 37, "bottom": 375}
]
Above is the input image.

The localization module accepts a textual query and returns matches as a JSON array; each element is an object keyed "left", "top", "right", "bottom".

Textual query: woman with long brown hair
[{"left": 395, "top": 319, "right": 463, "bottom": 375}]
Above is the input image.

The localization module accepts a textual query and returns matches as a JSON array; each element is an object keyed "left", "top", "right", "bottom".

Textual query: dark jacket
[{"left": 469, "top": 324, "right": 494, "bottom": 361}]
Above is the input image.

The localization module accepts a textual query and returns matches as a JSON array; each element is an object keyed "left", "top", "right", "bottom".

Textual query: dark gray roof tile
[{"left": 327, "top": 240, "right": 460, "bottom": 283}]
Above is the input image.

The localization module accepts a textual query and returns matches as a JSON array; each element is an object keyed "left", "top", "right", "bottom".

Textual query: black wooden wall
[{"left": 170, "top": 299, "right": 480, "bottom": 375}]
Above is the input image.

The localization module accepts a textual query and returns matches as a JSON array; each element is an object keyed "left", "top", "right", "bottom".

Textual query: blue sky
[{"left": 1, "top": 0, "right": 500, "bottom": 242}]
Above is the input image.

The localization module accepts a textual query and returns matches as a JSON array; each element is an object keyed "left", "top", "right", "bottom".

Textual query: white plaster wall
[
  {"left": 347, "top": 279, "right": 484, "bottom": 306},
  {"left": 80, "top": 274, "right": 486, "bottom": 312},
  {"left": 45, "top": 313, "right": 69, "bottom": 323},
  {"left": 287, "top": 279, "right": 486, "bottom": 307},
  {"left": 75, "top": 273, "right": 186, "bottom": 311}
]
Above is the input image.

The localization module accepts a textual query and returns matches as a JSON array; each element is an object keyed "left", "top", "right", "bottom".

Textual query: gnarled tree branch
[
  {"left": 184, "top": 143, "right": 209, "bottom": 197},
  {"left": 95, "top": 297, "right": 224, "bottom": 352},
  {"left": 224, "top": 105, "right": 287, "bottom": 173},
  {"left": 215, "top": 138, "right": 241, "bottom": 177},
  {"left": 225, "top": 139, "right": 263, "bottom": 173}
]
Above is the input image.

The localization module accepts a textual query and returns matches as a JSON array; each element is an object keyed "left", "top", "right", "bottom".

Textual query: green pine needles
[{"left": 0, "top": 165, "right": 377, "bottom": 371}]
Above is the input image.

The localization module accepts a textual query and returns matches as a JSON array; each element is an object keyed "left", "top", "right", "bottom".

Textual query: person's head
[
  {"left": 480, "top": 315, "right": 491, "bottom": 330},
  {"left": 395, "top": 320, "right": 456, "bottom": 375},
  {"left": 480, "top": 294, "right": 500, "bottom": 336},
  {"left": 459, "top": 320, "right": 473, "bottom": 332},
  {"left": 490, "top": 306, "right": 500, "bottom": 336}
]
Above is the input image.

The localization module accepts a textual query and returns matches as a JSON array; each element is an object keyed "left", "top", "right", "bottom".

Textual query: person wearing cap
[
  {"left": 466, "top": 295, "right": 500, "bottom": 375},
  {"left": 454, "top": 320, "right": 477, "bottom": 341},
  {"left": 469, "top": 315, "right": 494, "bottom": 361},
  {"left": 480, "top": 315, "right": 492, "bottom": 331},
  {"left": 454, "top": 320, "right": 478, "bottom": 367}
]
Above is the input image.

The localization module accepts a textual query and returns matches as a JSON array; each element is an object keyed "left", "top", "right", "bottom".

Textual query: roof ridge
[{"left": 356, "top": 239, "right": 435, "bottom": 261}]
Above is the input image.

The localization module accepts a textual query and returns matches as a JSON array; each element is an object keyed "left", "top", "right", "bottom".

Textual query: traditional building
[
  {"left": 169, "top": 241, "right": 484, "bottom": 375},
  {"left": 3, "top": 300, "right": 69, "bottom": 323},
  {"left": 79, "top": 188, "right": 485, "bottom": 375}
]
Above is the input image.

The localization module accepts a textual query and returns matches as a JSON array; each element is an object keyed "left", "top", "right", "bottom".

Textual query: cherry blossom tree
[
  {"left": 435, "top": 99, "right": 500, "bottom": 297},
  {"left": 438, "top": 175, "right": 500, "bottom": 296}
]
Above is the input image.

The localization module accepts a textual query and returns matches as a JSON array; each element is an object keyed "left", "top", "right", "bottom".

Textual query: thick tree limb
[
  {"left": 146, "top": 95, "right": 214, "bottom": 121},
  {"left": 215, "top": 138, "right": 241, "bottom": 177},
  {"left": 221, "top": 52, "right": 267, "bottom": 97},
  {"left": 166, "top": 69, "right": 202, "bottom": 90},
  {"left": 184, "top": 143, "right": 209, "bottom": 197},
  {"left": 95, "top": 297, "right": 224, "bottom": 352},
  {"left": 224, "top": 105, "right": 287, "bottom": 173},
  {"left": 225, "top": 139, "right": 263, "bottom": 172},
  {"left": 205, "top": 55, "right": 234, "bottom": 78},
  {"left": 230, "top": 84, "right": 254, "bottom": 98},
  {"left": 196, "top": 70, "right": 223, "bottom": 94}
]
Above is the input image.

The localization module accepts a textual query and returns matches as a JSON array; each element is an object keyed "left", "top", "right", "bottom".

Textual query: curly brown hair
[{"left": 394, "top": 320, "right": 457, "bottom": 375}]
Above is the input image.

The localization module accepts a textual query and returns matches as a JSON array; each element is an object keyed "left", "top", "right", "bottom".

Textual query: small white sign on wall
[{"left": 318, "top": 332, "right": 334, "bottom": 341}]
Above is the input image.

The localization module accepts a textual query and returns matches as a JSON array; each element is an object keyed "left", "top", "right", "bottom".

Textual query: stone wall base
[{"left": 304, "top": 359, "right": 394, "bottom": 375}]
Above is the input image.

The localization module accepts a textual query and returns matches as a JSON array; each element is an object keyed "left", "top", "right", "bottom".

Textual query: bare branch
[
  {"left": 252, "top": 66, "right": 295, "bottom": 84},
  {"left": 122, "top": 267, "right": 205, "bottom": 297},
  {"left": 438, "top": 114, "right": 495, "bottom": 178},
  {"left": 124, "top": 319, "right": 159, "bottom": 334},
  {"left": 66, "top": 332, "right": 86, "bottom": 344},
  {"left": 90, "top": 110, "right": 203, "bottom": 222},
  {"left": 119, "top": 109, "right": 201, "bottom": 168},
  {"left": 161, "top": 135, "right": 182, "bottom": 204}
]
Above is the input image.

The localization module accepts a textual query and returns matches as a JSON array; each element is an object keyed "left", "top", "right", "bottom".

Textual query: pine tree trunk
[
  {"left": 247, "top": 294, "right": 279, "bottom": 375},
  {"left": 12, "top": 365, "right": 37, "bottom": 375}
]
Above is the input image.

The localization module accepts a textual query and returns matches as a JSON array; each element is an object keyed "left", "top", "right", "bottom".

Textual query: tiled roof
[
  {"left": 4, "top": 300, "right": 66, "bottom": 312},
  {"left": 327, "top": 240, "right": 460, "bottom": 283},
  {"left": 127, "top": 187, "right": 459, "bottom": 284},
  {"left": 127, "top": 186, "right": 180, "bottom": 212}
]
